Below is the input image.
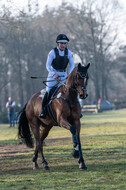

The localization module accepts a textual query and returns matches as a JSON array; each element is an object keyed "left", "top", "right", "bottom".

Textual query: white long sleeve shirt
[{"left": 46, "top": 47, "right": 75, "bottom": 76}]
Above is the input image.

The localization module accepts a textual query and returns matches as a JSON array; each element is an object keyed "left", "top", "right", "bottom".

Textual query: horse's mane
[
  {"left": 65, "top": 67, "right": 77, "bottom": 86},
  {"left": 65, "top": 63, "right": 90, "bottom": 88}
]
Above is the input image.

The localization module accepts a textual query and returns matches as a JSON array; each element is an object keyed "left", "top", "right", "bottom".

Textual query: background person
[
  {"left": 6, "top": 97, "right": 15, "bottom": 127},
  {"left": 40, "top": 34, "right": 75, "bottom": 118}
]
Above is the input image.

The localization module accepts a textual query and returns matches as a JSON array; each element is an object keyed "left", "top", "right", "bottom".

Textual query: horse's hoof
[
  {"left": 79, "top": 162, "right": 87, "bottom": 170},
  {"left": 33, "top": 166, "right": 39, "bottom": 170},
  {"left": 33, "top": 162, "right": 39, "bottom": 170},
  {"left": 44, "top": 165, "right": 50, "bottom": 170},
  {"left": 42, "top": 161, "right": 50, "bottom": 170},
  {"left": 72, "top": 149, "right": 79, "bottom": 158}
]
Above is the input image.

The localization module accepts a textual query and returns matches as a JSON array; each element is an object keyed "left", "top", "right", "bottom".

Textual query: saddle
[{"left": 47, "top": 85, "right": 62, "bottom": 102}]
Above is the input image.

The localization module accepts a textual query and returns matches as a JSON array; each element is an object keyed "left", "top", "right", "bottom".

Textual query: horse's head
[{"left": 75, "top": 63, "right": 90, "bottom": 99}]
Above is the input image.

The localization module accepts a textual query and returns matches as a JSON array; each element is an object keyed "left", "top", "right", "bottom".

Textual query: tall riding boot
[{"left": 39, "top": 92, "right": 48, "bottom": 118}]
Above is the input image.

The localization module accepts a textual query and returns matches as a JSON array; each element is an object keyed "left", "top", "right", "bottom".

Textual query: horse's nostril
[
  {"left": 79, "top": 93, "right": 88, "bottom": 99},
  {"left": 79, "top": 95, "right": 84, "bottom": 99}
]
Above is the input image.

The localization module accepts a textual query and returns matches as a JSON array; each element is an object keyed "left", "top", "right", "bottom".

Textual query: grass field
[{"left": 0, "top": 109, "right": 126, "bottom": 190}]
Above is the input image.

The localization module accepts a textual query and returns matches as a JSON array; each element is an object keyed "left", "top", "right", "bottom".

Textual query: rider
[{"left": 40, "top": 34, "right": 75, "bottom": 118}]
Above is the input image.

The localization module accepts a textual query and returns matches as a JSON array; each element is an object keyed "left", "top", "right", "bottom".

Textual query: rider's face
[{"left": 58, "top": 42, "right": 67, "bottom": 51}]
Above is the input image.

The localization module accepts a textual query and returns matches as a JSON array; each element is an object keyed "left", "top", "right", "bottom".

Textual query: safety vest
[{"left": 51, "top": 47, "right": 69, "bottom": 71}]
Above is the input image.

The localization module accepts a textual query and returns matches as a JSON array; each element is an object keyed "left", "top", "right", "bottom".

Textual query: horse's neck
[
  {"left": 64, "top": 72, "right": 78, "bottom": 102},
  {"left": 68, "top": 88, "right": 78, "bottom": 103}
]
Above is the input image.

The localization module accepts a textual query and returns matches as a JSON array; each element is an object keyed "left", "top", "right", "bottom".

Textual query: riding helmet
[{"left": 56, "top": 34, "right": 69, "bottom": 43}]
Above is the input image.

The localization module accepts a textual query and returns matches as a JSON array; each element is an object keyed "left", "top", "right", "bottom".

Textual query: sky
[{"left": 0, "top": 0, "right": 126, "bottom": 13}]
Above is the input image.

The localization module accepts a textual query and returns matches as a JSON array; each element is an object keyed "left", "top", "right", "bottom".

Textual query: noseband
[
  {"left": 74, "top": 72, "right": 88, "bottom": 90},
  {"left": 77, "top": 73, "right": 88, "bottom": 89}
]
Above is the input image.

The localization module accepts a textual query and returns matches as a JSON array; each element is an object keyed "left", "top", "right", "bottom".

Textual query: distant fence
[{"left": 81, "top": 105, "right": 98, "bottom": 114}]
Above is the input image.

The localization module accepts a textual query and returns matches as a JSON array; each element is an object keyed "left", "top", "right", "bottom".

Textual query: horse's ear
[
  {"left": 86, "top": 63, "right": 90, "bottom": 70},
  {"left": 78, "top": 63, "right": 81, "bottom": 69}
]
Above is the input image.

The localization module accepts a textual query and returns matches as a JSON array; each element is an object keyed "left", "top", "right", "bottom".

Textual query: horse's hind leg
[
  {"left": 40, "top": 126, "right": 52, "bottom": 170},
  {"left": 32, "top": 150, "right": 39, "bottom": 170},
  {"left": 30, "top": 121, "right": 42, "bottom": 170}
]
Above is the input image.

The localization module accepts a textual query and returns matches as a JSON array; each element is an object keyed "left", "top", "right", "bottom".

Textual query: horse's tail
[{"left": 18, "top": 104, "right": 34, "bottom": 148}]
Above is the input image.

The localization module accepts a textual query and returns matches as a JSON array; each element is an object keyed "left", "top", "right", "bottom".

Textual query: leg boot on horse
[{"left": 39, "top": 92, "right": 48, "bottom": 118}]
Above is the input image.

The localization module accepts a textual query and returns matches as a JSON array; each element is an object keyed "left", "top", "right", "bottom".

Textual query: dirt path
[{"left": 0, "top": 131, "right": 123, "bottom": 158}]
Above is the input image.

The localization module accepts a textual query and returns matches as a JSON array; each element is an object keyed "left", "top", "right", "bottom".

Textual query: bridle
[
  {"left": 74, "top": 71, "right": 88, "bottom": 99},
  {"left": 76, "top": 72, "right": 88, "bottom": 88},
  {"left": 57, "top": 71, "right": 88, "bottom": 95}
]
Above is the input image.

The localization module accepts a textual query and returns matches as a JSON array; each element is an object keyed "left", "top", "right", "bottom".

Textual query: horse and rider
[{"left": 18, "top": 34, "right": 90, "bottom": 170}]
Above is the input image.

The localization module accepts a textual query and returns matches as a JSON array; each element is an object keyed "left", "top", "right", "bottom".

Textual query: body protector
[{"left": 51, "top": 47, "right": 69, "bottom": 71}]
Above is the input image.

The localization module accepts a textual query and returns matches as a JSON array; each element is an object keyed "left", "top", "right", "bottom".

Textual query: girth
[{"left": 47, "top": 87, "right": 78, "bottom": 125}]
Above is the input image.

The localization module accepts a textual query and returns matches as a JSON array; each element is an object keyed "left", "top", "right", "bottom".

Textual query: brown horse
[{"left": 18, "top": 63, "right": 90, "bottom": 170}]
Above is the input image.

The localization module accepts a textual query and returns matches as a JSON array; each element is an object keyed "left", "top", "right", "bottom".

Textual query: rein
[
  {"left": 43, "top": 78, "right": 65, "bottom": 88},
  {"left": 57, "top": 70, "right": 88, "bottom": 93},
  {"left": 57, "top": 79, "right": 77, "bottom": 92},
  {"left": 43, "top": 78, "right": 77, "bottom": 92},
  {"left": 43, "top": 68, "right": 88, "bottom": 102}
]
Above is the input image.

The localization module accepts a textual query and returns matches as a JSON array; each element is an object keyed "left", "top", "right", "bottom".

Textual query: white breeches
[{"left": 46, "top": 72, "right": 67, "bottom": 93}]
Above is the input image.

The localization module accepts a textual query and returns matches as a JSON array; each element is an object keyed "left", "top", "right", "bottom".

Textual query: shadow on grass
[
  {"left": 0, "top": 160, "right": 125, "bottom": 177},
  {"left": 0, "top": 145, "right": 125, "bottom": 177},
  {"left": 0, "top": 139, "right": 125, "bottom": 177}
]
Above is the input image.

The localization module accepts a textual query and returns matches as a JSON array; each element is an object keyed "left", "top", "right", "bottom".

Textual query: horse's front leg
[
  {"left": 59, "top": 117, "right": 79, "bottom": 158},
  {"left": 70, "top": 122, "right": 87, "bottom": 170},
  {"left": 59, "top": 116, "right": 87, "bottom": 170},
  {"left": 70, "top": 126, "right": 79, "bottom": 158}
]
